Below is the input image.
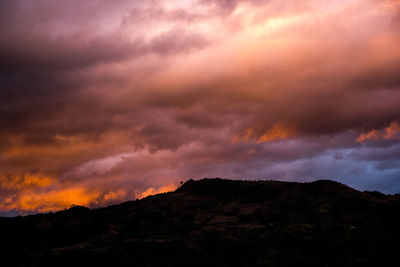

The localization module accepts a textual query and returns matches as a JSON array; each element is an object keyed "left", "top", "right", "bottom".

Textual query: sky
[{"left": 1, "top": 0, "right": 400, "bottom": 215}]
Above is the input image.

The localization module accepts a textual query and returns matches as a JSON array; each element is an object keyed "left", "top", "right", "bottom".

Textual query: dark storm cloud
[{"left": 0, "top": 0, "right": 210, "bottom": 149}]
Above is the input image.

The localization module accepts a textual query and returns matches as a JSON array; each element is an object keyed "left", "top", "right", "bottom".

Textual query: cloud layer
[{"left": 1, "top": 0, "right": 400, "bottom": 215}]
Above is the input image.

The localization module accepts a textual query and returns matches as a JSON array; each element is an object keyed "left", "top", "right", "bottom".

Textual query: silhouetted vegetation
[{"left": 0, "top": 178, "right": 399, "bottom": 266}]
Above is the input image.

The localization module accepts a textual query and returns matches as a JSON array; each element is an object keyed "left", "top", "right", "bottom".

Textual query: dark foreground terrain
[{"left": 1, "top": 178, "right": 400, "bottom": 266}]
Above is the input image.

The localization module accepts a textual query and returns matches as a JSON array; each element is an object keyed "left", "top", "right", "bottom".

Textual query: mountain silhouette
[{"left": 1, "top": 178, "right": 399, "bottom": 266}]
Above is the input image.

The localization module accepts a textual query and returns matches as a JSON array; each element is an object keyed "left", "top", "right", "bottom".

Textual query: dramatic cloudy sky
[{"left": 1, "top": 0, "right": 400, "bottom": 215}]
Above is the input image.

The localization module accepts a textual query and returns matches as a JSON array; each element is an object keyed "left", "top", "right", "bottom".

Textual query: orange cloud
[
  {"left": 383, "top": 121, "right": 400, "bottom": 140},
  {"left": 0, "top": 171, "right": 177, "bottom": 214},
  {"left": 0, "top": 173, "right": 54, "bottom": 190},
  {"left": 0, "top": 173, "right": 130, "bottom": 213},
  {"left": 257, "top": 124, "right": 295, "bottom": 143},
  {"left": 135, "top": 184, "right": 177, "bottom": 199},
  {"left": 356, "top": 130, "right": 381, "bottom": 143},
  {"left": 102, "top": 189, "right": 127, "bottom": 202},
  {"left": 236, "top": 123, "right": 296, "bottom": 143},
  {"left": 357, "top": 122, "right": 400, "bottom": 143},
  {"left": 0, "top": 186, "right": 101, "bottom": 213}
]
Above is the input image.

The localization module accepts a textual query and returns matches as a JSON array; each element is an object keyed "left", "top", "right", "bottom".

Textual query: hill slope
[{"left": 1, "top": 178, "right": 400, "bottom": 266}]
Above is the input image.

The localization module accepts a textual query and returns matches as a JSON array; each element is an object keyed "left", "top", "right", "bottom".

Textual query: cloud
[
  {"left": 135, "top": 184, "right": 177, "bottom": 199},
  {"left": 1, "top": 0, "right": 400, "bottom": 214},
  {"left": 357, "top": 121, "right": 400, "bottom": 143}
]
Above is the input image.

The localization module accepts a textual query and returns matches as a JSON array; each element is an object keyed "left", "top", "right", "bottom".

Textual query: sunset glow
[{"left": 1, "top": 0, "right": 400, "bottom": 215}]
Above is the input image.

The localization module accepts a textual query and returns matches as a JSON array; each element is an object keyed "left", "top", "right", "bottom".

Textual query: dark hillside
[{"left": 1, "top": 178, "right": 399, "bottom": 266}]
